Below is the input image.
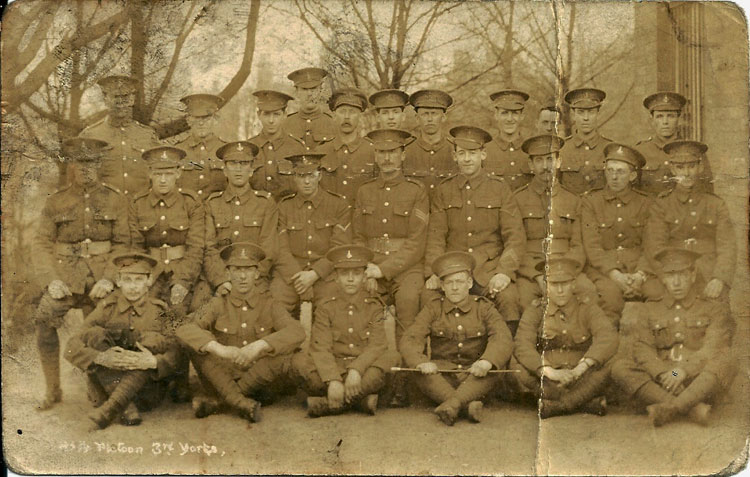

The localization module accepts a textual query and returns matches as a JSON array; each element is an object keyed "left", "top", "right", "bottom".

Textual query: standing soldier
[
  {"left": 404, "top": 90, "right": 457, "bottom": 192},
  {"left": 536, "top": 103, "right": 561, "bottom": 135},
  {"left": 65, "top": 253, "right": 182, "bottom": 429},
  {"left": 643, "top": 141, "right": 735, "bottom": 302},
  {"left": 426, "top": 126, "right": 525, "bottom": 334},
  {"left": 272, "top": 153, "right": 352, "bottom": 311},
  {"left": 634, "top": 92, "right": 713, "bottom": 195},
  {"left": 558, "top": 88, "right": 613, "bottom": 195},
  {"left": 249, "top": 90, "right": 307, "bottom": 200},
  {"left": 369, "top": 89, "right": 410, "bottom": 129},
  {"left": 513, "top": 258, "right": 618, "bottom": 418},
  {"left": 401, "top": 252, "right": 513, "bottom": 426},
  {"left": 283, "top": 67, "right": 336, "bottom": 149},
  {"left": 79, "top": 75, "right": 161, "bottom": 197},
  {"left": 319, "top": 88, "right": 376, "bottom": 205},
  {"left": 484, "top": 89, "right": 533, "bottom": 190},
  {"left": 611, "top": 248, "right": 735, "bottom": 426},
  {"left": 581, "top": 143, "right": 663, "bottom": 323},
  {"left": 203, "top": 141, "right": 278, "bottom": 301},
  {"left": 177, "top": 243, "right": 305, "bottom": 422},
  {"left": 32, "top": 138, "right": 130, "bottom": 409},
  {"left": 171, "top": 94, "right": 227, "bottom": 199}
]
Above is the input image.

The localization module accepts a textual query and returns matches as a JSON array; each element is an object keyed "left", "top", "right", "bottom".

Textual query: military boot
[
  {"left": 634, "top": 381, "right": 672, "bottom": 408},
  {"left": 539, "top": 399, "right": 567, "bottom": 419},
  {"left": 649, "top": 373, "right": 718, "bottom": 427},
  {"left": 687, "top": 402, "right": 712, "bottom": 426},
  {"left": 86, "top": 374, "right": 108, "bottom": 408},
  {"left": 434, "top": 398, "right": 461, "bottom": 426},
  {"left": 556, "top": 370, "right": 608, "bottom": 415},
  {"left": 37, "top": 334, "right": 62, "bottom": 411},
  {"left": 357, "top": 394, "right": 379, "bottom": 415},
  {"left": 192, "top": 396, "right": 222, "bottom": 418},
  {"left": 88, "top": 371, "right": 148, "bottom": 430},
  {"left": 120, "top": 403, "right": 142, "bottom": 426},
  {"left": 465, "top": 401, "right": 484, "bottom": 423}
]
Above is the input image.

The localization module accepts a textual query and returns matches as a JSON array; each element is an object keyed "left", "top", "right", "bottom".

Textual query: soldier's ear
[
  {"left": 147, "top": 273, "right": 155, "bottom": 287},
  {"left": 479, "top": 149, "right": 487, "bottom": 162},
  {"left": 628, "top": 169, "right": 638, "bottom": 183},
  {"left": 467, "top": 276, "right": 474, "bottom": 289}
]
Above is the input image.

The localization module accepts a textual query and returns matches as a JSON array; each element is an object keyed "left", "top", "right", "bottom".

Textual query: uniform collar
[
  {"left": 295, "top": 189, "right": 323, "bottom": 208},
  {"left": 69, "top": 181, "right": 103, "bottom": 195},
  {"left": 257, "top": 129, "right": 291, "bottom": 148},
  {"left": 229, "top": 289, "right": 260, "bottom": 308},
  {"left": 604, "top": 186, "right": 634, "bottom": 203},
  {"left": 573, "top": 130, "right": 603, "bottom": 149},
  {"left": 332, "top": 134, "right": 365, "bottom": 153},
  {"left": 375, "top": 172, "right": 406, "bottom": 188},
  {"left": 442, "top": 295, "right": 473, "bottom": 314},
  {"left": 663, "top": 287, "right": 698, "bottom": 309},
  {"left": 529, "top": 176, "right": 559, "bottom": 197},
  {"left": 186, "top": 133, "right": 220, "bottom": 149},
  {"left": 673, "top": 184, "right": 696, "bottom": 203},
  {"left": 107, "top": 116, "right": 134, "bottom": 129},
  {"left": 652, "top": 132, "right": 681, "bottom": 150},
  {"left": 456, "top": 172, "right": 488, "bottom": 189},
  {"left": 340, "top": 290, "right": 370, "bottom": 309},
  {"left": 546, "top": 298, "right": 577, "bottom": 317},
  {"left": 117, "top": 294, "right": 147, "bottom": 315},
  {"left": 223, "top": 185, "right": 254, "bottom": 203},
  {"left": 149, "top": 188, "right": 179, "bottom": 207},
  {"left": 494, "top": 132, "right": 523, "bottom": 151},
  {"left": 415, "top": 134, "right": 449, "bottom": 152},
  {"left": 298, "top": 107, "right": 323, "bottom": 120}
]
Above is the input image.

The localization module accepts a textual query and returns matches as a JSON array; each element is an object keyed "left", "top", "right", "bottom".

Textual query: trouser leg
[
  {"left": 453, "top": 375, "right": 500, "bottom": 407},
  {"left": 474, "top": 282, "right": 520, "bottom": 330},
  {"left": 189, "top": 276, "right": 213, "bottom": 313},
  {"left": 236, "top": 354, "right": 297, "bottom": 398},
  {"left": 89, "top": 370, "right": 149, "bottom": 429},
  {"left": 414, "top": 374, "right": 458, "bottom": 404},
  {"left": 557, "top": 367, "right": 609, "bottom": 412},
  {"left": 191, "top": 354, "right": 260, "bottom": 421},
  {"left": 33, "top": 292, "right": 75, "bottom": 408},
  {"left": 270, "top": 273, "right": 299, "bottom": 313}
]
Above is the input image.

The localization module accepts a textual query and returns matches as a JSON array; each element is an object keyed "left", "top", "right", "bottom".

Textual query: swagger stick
[{"left": 390, "top": 367, "right": 520, "bottom": 374}]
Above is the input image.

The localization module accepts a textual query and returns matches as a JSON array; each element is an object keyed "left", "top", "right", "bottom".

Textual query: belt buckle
[
  {"left": 80, "top": 240, "right": 91, "bottom": 258},
  {"left": 684, "top": 238, "right": 697, "bottom": 250},
  {"left": 669, "top": 343, "right": 683, "bottom": 362}
]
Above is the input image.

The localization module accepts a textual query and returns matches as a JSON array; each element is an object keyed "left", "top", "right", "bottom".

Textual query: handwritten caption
[{"left": 57, "top": 441, "right": 225, "bottom": 457}]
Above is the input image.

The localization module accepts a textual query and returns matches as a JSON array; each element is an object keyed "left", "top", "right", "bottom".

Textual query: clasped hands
[
  {"left": 93, "top": 342, "right": 158, "bottom": 371},
  {"left": 204, "top": 339, "right": 270, "bottom": 369}
]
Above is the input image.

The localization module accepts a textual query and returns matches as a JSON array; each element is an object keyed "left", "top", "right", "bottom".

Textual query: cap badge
[
  {"left": 237, "top": 143, "right": 244, "bottom": 152},
  {"left": 161, "top": 150, "right": 168, "bottom": 159},
  {"left": 617, "top": 146, "right": 624, "bottom": 153},
  {"left": 240, "top": 248, "right": 248, "bottom": 259},
  {"left": 346, "top": 250, "right": 353, "bottom": 259}
]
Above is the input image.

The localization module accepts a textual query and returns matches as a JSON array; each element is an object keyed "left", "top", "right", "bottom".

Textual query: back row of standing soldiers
[{"left": 32, "top": 67, "right": 737, "bottom": 429}]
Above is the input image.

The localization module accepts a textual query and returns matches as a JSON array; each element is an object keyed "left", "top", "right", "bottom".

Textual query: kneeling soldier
[
  {"left": 611, "top": 248, "right": 735, "bottom": 426},
  {"left": 401, "top": 251, "right": 513, "bottom": 426},
  {"left": 176, "top": 242, "right": 305, "bottom": 422},
  {"left": 295, "top": 245, "right": 400, "bottom": 417},
  {"left": 65, "top": 253, "right": 181, "bottom": 430},
  {"left": 513, "top": 258, "right": 618, "bottom": 418}
]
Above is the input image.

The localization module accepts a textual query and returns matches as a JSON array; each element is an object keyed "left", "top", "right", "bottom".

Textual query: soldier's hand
[
  {"left": 48, "top": 280, "right": 72, "bottom": 300},
  {"left": 416, "top": 362, "right": 438, "bottom": 375},
  {"left": 89, "top": 279, "right": 115, "bottom": 299},
  {"left": 659, "top": 367, "right": 687, "bottom": 392},
  {"left": 365, "top": 263, "right": 383, "bottom": 279},
  {"left": 425, "top": 274, "right": 441, "bottom": 290},
  {"left": 469, "top": 359, "right": 493, "bottom": 377},
  {"left": 133, "top": 342, "right": 158, "bottom": 370},
  {"left": 365, "top": 277, "right": 379, "bottom": 295},
  {"left": 170, "top": 283, "right": 189, "bottom": 305},
  {"left": 488, "top": 273, "right": 511, "bottom": 295},
  {"left": 216, "top": 281, "right": 232, "bottom": 296},
  {"left": 235, "top": 340, "right": 270, "bottom": 368},
  {"left": 703, "top": 278, "right": 724, "bottom": 299},
  {"left": 556, "top": 368, "right": 578, "bottom": 387},
  {"left": 344, "top": 369, "right": 362, "bottom": 403},
  {"left": 292, "top": 270, "right": 319, "bottom": 295},
  {"left": 327, "top": 380, "right": 345, "bottom": 409},
  {"left": 608, "top": 270, "right": 634, "bottom": 294}
]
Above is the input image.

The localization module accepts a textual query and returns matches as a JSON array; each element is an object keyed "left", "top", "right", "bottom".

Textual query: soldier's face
[
  {"left": 376, "top": 107, "right": 404, "bottom": 129},
  {"left": 495, "top": 108, "right": 524, "bottom": 135},
  {"left": 529, "top": 153, "right": 561, "bottom": 181},
  {"left": 416, "top": 108, "right": 445, "bottom": 135},
  {"left": 72, "top": 162, "right": 101, "bottom": 186},
  {"left": 335, "top": 267, "right": 366, "bottom": 295},
  {"left": 258, "top": 109, "right": 285, "bottom": 135},
  {"left": 103, "top": 91, "right": 135, "bottom": 119},
  {"left": 537, "top": 110, "right": 560, "bottom": 134},
  {"left": 229, "top": 265, "right": 260, "bottom": 294},
  {"left": 440, "top": 271, "right": 473, "bottom": 304},
  {"left": 661, "top": 267, "right": 697, "bottom": 301},
  {"left": 334, "top": 105, "right": 363, "bottom": 134},
  {"left": 547, "top": 279, "right": 575, "bottom": 307},
  {"left": 293, "top": 170, "right": 321, "bottom": 197},
  {"left": 224, "top": 160, "right": 254, "bottom": 186},
  {"left": 669, "top": 161, "right": 703, "bottom": 188},
  {"left": 186, "top": 114, "right": 217, "bottom": 139},
  {"left": 605, "top": 160, "right": 637, "bottom": 192},
  {"left": 374, "top": 148, "right": 404, "bottom": 174},
  {"left": 296, "top": 85, "right": 322, "bottom": 109},
  {"left": 650, "top": 111, "right": 680, "bottom": 139},
  {"left": 453, "top": 146, "right": 485, "bottom": 176},
  {"left": 117, "top": 272, "right": 152, "bottom": 302},
  {"left": 149, "top": 168, "right": 181, "bottom": 195},
  {"left": 572, "top": 107, "right": 599, "bottom": 134}
]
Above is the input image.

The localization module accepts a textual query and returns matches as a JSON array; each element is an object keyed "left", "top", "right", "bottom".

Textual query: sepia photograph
[{"left": 1, "top": 0, "right": 749, "bottom": 475}]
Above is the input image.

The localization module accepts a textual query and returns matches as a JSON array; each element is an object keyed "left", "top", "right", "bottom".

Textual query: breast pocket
[
  {"left": 431, "top": 323, "right": 454, "bottom": 340},
  {"left": 522, "top": 208, "right": 546, "bottom": 240},
  {"left": 685, "top": 315, "right": 710, "bottom": 349},
  {"left": 214, "top": 316, "right": 238, "bottom": 337},
  {"left": 650, "top": 318, "right": 672, "bottom": 348},
  {"left": 254, "top": 320, "right": 272, "bottom": 340},
  {"left": 286, "top": 221, "right": 306, "bottom": 251}
]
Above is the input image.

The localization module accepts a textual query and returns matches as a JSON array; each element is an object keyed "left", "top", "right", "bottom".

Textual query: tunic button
[
  {"left": 223, "top": 328, "right": 228, "bottom": 332},
  {"left": 675, "top": 305, "right": 681, "bottom": 310},
  {"left": 160, "top": 202, "right": 165, "bottom": 207},
  {"left": 121, "top": 141, "right": 126, "bottom": 145},
  {"left": 241, "top": 323, "right": 247, "bottom": 328},
  {"left": 584, "top": 146, "right": 590, "bottom": 150},
  {"left": 85, "top": 207, "right": 90, "bottom": 212},
  {"left": 85, "top": 225, "right": 90, "bottom": 229},
  {"left": 384, "top": 202, "right": 389, "bottom": 206},
  {"left": 616, "top": 203, "right": 622, "bottom": 208},
  {"left": 260, "top": 328, "right": 264, "bottom": 332},
  {"left": 386, "top": 187, "right": 391, "bottom": 191},
  {"left": 457, "top": 343, "right": 463, "bottom": 348},
  {"left": 467, "top": 232, "right": 472, "bottom": 237},
  {"left": 124, "top": 191, "right": 128, "bottom": 195},
  {"left": 235, "top": 215, "right": 240, "bottom": 220},
  {"left": 674, "top": 316, "right": 680, "bottom": 323},
  {"left": 308, "top": 205, "right": 312, "bottom": 210},
  {"left": 688, "top": 199, "right": 693, "bottom": 203},
  {"left": 617, "top": 217, "right": 622, "bottom": 222},
  {"left": 162, "top": 231, "right": 167, "bottom": 236},
  {"left": 348, "top": 310, "right": 353, "bottom": 316},
  {"left": 307, "top": 250, "right": 312, "bottom": 255},
  {"left": 84, "top": 193, "right": 90, "bottom": 199},
  {"left": 466, "top": 200, "right": 471, "bottom": 205},
  {"left": 430, "top": 150, "right": 434, "bottom": 155},
  {"left": 164, "top": 259, "right": 170, "bottom": 265},
  {"left": 269, "top": 145, "right": 273, "bottom": 151},
  {"left": 510, "top": 161, "right": 515, "bottom": 166},
  {"left": 584, "top": 160, "right": 590, "bottom": 165},
  {"left": 457, "top": 364, "right": 463, "bottom": 369},
  {"left": 692, "top": 226, "right": 697, "bottom": 230},
  {"left": 160, "top": 215, "right": 166, "bottom": 220},
  {"left": 342, "top": 180, "right": 348, "bottom": 185},
  {"left": 675, "top": 332, "right": 683, "bottom": 339},
  {"left": 477, "top": 332, "right": 482, "bottom": 336},
  {"left": 468, "top": 248, "right": 473, "bottom": 253},
  {"left": 235, "top": 201, "right": 241, "bottom": 206},
  {"left": 348, "top": 328, "right": 354, "bottom": 333},
  {"left": 584, "top": 175, "right": 590, "bottom": 181},
  {"left": 242, "top": 306, "right": 248, "bottom": 311},
  {"left": 690, "top": 211, "right": 696, "bottom": 216},
  {"left": 198, "top": 190, "right": 203, "bottom": 195},
  {"left": 349, "top": 343, "right": 354, "bottom": 349},
  {"left": 457, "top": 325, "right": 463, "bottom": 330},
  {"left": 562, "top": 329, "right": 567, "bottom": 334},
  {"left": 467, "top": 217, "right": 472, "bottom": 221},
  {"left": 308, "top": 235, "right": 313, "bottom": 240},
  {"left": 454, "top": 312, "right": 459, "bottom": 317},
  {"left": 382, "top": 218, "right": 387, "bottom": 223},
  {"left": 243, "top": 341, "right": 248, "bottom": 345},
  {"left": 123, "top": 172, "right": 128, "bottom": 177},
  {"left": 234, "top": 231, "right": 240, "bottom": 236}
]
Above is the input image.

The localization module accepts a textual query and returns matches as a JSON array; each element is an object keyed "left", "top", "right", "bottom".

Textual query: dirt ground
[{"left": 3, "top": 314, "right": 749, "bottom": 476}]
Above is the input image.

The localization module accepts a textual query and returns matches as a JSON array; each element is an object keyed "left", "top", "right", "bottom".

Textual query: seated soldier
[
  {"left": 65, "top": 253, "right": 181, "bottom": 430},
  {"left": 176, "top": 242, "right": 305, "bottom": 422},
  {"left": 513, "top": 258, "right": 618, "bottom": 419},
  {"left": 611, "top": 248, "right": 736, "bottom": 427},
  {"left": 401, "top": 251, "right": 513, "bottom": 426},
  {"left": 293, "top": 245, "right": 400, "bottom": 417}
]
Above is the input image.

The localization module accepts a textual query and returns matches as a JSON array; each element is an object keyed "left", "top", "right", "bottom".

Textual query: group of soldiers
[{"left": 32, "top": 66, "right": 737, "bottom": 430}]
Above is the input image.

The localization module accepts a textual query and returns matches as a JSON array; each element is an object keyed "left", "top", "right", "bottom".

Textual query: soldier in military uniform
[
  {"left": 401, "top": 252, "right": 513, "bottom": 426},
  {"left": 514, "top": 135, "right": 595, "bottom": 314},
  {"left": 176, "top": 243, "right": 305, "bottom": 422},
  {"left": 79, "top": 75, "right": 161, "bottom": 197},
  {"left": 634, "top": 92, "right": 714, "bottom": 195},
  {"left": 513, "top": 258, "right": 618, "bottom": 418},
  {"left": 249, "top": 90, "right": 307, "bottom": 200},
  {"left": 404, "top": 90, "right": 457, "bottom": 192},
  {"left": 319, "top": 88, "right": 377, "bottom": 205},
  {"left": 32, "top": 138, "right": 130, "bottom": 410},
  {"left": 283, "top": 67, "right": 337, "bottom": 149},
  {"left": 272, "top": 153, "right": 352, "bottom": 311},
  {"left": 171, "top": 94, "right": 227, "bottom": 199},
  {"left": 484, "top": 90, "right": 533, "bottom": 190},
  {"left": 203, "top": 141, "right": 278, "bottom": 301},
  {"left": 611, "top": 248, "right": 735, "bottom": 426},
  {"left": 558, "top": 88, "right": 613, "bottom": 195},
  {"left": 581, "top": 143, "right": 664, "bottom": 323},
  {"left": 536, "top": 103, "right": 561, "bottom": 135},
  {"left": 426, "top": 126, "right": 525, "bottom": 334},
  {"left": 292, "top": 245, "right": 400, "bottom": 417},
  {"left": 369, "top": 89, "right": 410, "bottom": 129},
  {"left": 643, "top": 141, "right": 735, "bottom": 302},
  {"left": 65, "top": 253, "right": 182, "bottom": 429}
]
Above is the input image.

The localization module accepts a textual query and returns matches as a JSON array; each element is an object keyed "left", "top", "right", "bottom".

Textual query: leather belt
[
  {"left": 367, "top": 237, "right": 405, "bottom": 254},
  {"left": 526, "top": 238, "right": 570, "bottom": 254},
  {"left": 149, "top": 244, "right": 186, "bottom": 264},
  {"left": 55, "top": 240, "right": 111, "bottom": 258}
]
